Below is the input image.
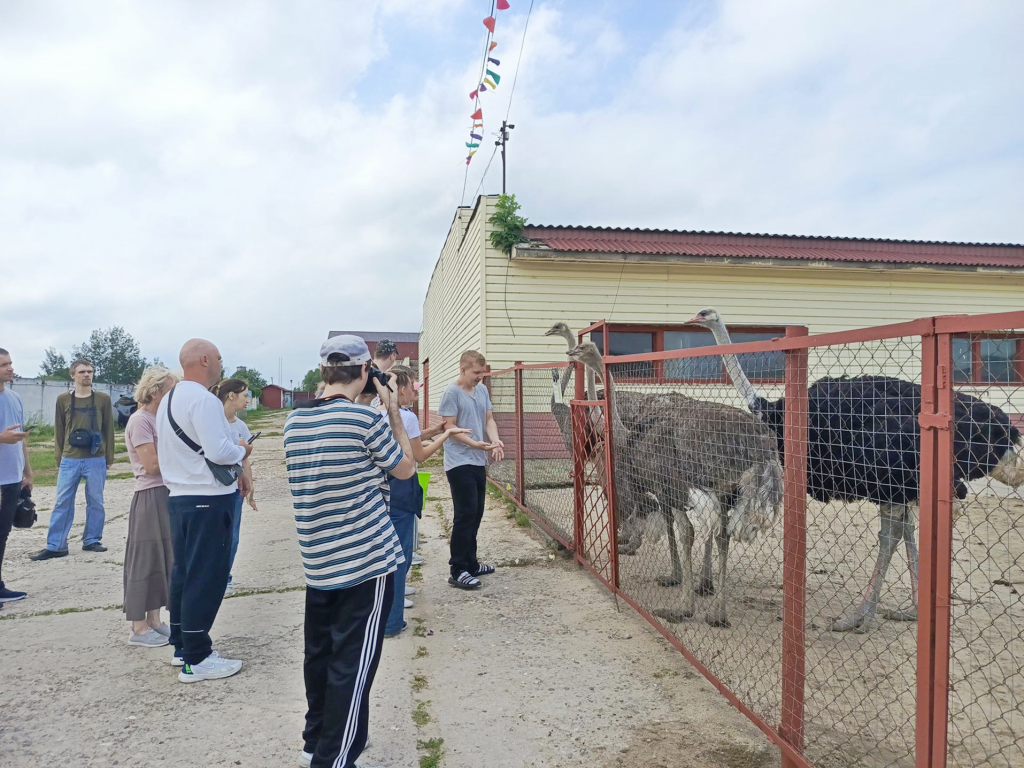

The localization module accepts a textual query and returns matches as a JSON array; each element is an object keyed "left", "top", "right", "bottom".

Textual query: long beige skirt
[{"left": 122, "top": 486, "right": 174, "bottom": 621}]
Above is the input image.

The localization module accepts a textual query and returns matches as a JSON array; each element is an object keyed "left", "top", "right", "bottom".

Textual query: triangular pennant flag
[
  {"left": 482, "top": 16, "right": 495, "bottom": 33},
  {"left": 497, "top": 0, "right": 510, "bottom": 9},
  {"left": 471, "top": 133, "right": 482, "bottom": 140},
  {"left": 466, "top": 156, "right": 472, "bottom": 165},
  {"left": 489, "top": 41, "right": 498, "bottom": 52},
  {"left": 469, "top": 89, "right": 478, "bottom": 99},
  {"left": 471, "top": 109, "right": 483, "bottom": 119},
  {"left": 486, "top": 69, "right": 501, "bottom": 85},
  {"left": 488, "top": 57, "right": 500, "bottom": 65},
  {"left": 473, "top": 122, "right": 484, "bottom": 128},
  {"left": 466, "top": 142, "right": 480, "bottom": 148},
  {"left": 484, "top": 78, "right": 496, "bottom": 89},
  {"left": 479, "top": 83, "right": 487, "bottom": 92}
]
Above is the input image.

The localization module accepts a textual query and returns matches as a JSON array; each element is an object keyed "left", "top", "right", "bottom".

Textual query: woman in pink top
[{"left": 123, "top": 365, "right": 178, "bottom": 647}]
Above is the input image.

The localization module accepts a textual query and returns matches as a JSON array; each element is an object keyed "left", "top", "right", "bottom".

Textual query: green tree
[
  {"left": 300, "top": 367, "right": 321, "bottom": 393},
  {"left": 231, "top": 366, "right": 268, "bottom": 399},
  {"left": 488, "top": 193, "right": 528, "bottom": 255},
  {"left": 72, "top": 327, "right": 147, "bottom": 384},
  {"left": 39, "top": 347, "right": 71, "bottom": 380}
]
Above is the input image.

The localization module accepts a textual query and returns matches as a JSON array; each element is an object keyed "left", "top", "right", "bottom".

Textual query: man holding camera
[
  {"left": 373, "top": 338, "right": 399, "bottom": 372},
  {"left": 32, "top": 358, "right": 115, "bottom": 561},
  {"left": 158, "top": 339, "right": 252, "bottom": 682},
  {"left": 285, "top": 335, "right": 415, "bottom": 768},
  {"left": 0, "top": 348, "right": 32, "bottom": 604}
]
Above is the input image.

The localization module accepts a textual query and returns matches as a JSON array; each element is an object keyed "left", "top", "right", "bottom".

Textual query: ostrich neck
[
  {"left": 594, "top": 362, "right": 626, "bottom": 435},
  {"left": 708, "top": 320, "right": 760, "bottom": 410}
]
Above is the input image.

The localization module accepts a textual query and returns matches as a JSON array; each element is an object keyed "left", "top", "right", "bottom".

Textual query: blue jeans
[
  {"left": 227, "top": 492, "right": 242, "bottom": 585},
  {"left": 384, "top": 507, "right": 416, "bottom": 636},
  {"left": 46, "top": 457, "right": 107, "bottom": 551}
]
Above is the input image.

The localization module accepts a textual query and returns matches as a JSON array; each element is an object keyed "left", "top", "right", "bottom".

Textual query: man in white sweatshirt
[{"left": 157, "top": 339, "right": 252, "bottom": 683}]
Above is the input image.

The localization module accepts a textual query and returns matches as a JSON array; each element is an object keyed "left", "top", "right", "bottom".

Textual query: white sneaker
[
  {"left": 298, "top": 751, "right": 313, "bottom": 768},
  {"left": 178, "top": 653, "right": 242, "bottom": 683},
  {"left": 224, "top": 582, "right": 236, "bottom": 596},
  {"left": 405, "top": 585, "right": 416, "bottom": 596},
  {"left": 128, "top": 628, "right": 169, "bottom": 647},
  {"left": 411, "top": 553, "right": 424, "bottom": 565},
  {"left": 172, "top": 649, "right": 219, "bottom": 667},
  {"left": 404, "top": 598, "right": 413, "bottom": 609}
]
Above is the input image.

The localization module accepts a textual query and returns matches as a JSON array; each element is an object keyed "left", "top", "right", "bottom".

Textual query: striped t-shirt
[{"left": 284, "top": 396, "right": 406, "bottom": 590}]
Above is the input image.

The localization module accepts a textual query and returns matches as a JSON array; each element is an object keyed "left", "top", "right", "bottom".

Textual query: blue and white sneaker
[{"left": 178, "top": 653, "right": 242, "bottom": 683}]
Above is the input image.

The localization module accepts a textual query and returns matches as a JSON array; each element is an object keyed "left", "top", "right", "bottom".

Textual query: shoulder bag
[{"left": 166, "top": 386, "right": 242, "bottom": 486}]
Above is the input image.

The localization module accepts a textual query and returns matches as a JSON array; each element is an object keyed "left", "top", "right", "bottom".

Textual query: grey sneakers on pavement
[
  {"left": 178, "top": 652, "right": 243, "bottom": 683},
  {"left": 128, "top": 628, "right": 169, "bottom": 647}
]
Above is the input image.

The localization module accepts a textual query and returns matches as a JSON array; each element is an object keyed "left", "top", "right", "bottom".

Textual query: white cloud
[{"left": 2, "top": 0, "right": 1022, "bottom": 384}]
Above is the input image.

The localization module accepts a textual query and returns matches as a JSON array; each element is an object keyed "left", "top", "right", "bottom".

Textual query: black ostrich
[{"left": 692, "top": 308, "right": 1024, "bottom": 632}]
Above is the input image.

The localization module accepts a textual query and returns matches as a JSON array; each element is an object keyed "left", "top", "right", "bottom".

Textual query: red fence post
[
  {"left": 916, "top": 327, "right": 954, "bottom": 768},
  {"left": 421, "top": 359, "right": 429, "bottom": 429},
  {"left": 514, "top": 363, "right": 525, "bottom": 504},
  {"left": 601, "top": 356, "right": 620, "bottom": 591},
  {"left": 780, "top": 326, "right": 809, "bottom": 767}
]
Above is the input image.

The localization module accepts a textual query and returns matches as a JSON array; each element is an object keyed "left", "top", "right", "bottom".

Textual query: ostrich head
[
  {"left": 566, "top": 341, "right": 603, "bottom": 375},
  {"left": 544, "top": 322, "right": 576, "bottom": 347},
  {"left": 688, "top": 307, "right": 722, "bottom": 327}
]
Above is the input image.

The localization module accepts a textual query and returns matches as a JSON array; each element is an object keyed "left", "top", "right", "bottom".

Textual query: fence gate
[{"left": 570, "top": 398, "right": 618, "bottom": 589}]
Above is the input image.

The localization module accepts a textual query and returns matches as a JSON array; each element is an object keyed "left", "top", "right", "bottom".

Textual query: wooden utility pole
[{"left": 495, "top": 120, "right": 514, "bottom": 194}]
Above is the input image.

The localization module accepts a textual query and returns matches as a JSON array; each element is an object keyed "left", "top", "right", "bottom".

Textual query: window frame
[
  {"left": 953, "top": 333, "right": 1024, "bottom": 385},
  {"left": 591, "top": 323, "right": 789, "bottom": 384}
]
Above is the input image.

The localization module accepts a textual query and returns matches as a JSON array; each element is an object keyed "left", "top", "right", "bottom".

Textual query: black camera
[{"left": 361, "top": 365, "right": 393, "bottom": 395}]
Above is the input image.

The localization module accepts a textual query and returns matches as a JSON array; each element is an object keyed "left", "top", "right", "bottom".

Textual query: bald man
[{"left": 157, "top": 339, "right": 253, "bottom": 683}]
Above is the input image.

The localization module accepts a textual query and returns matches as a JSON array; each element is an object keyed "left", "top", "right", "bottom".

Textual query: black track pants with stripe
[{"left": 303, "top": 574, "right": 395, "bottom": 768}]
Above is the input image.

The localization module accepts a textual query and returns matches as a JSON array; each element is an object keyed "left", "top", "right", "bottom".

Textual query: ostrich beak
[{"left": 687, "top": 315, "right": 704, "bottom": 325}]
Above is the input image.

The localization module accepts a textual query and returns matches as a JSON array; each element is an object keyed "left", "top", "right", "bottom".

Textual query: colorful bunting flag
[
  {"left": 484, "top": 78, "right": 496, "bottom": 89},
  {"left": 471, "top": 133, "right": 482, "bottom": 140},
  {"left": 471, "top": 109, "right": 483, "bottom": 120},
  {"left": 479, "top": 83, "right": 487, "bottom": 92},
  {"left": 486, "top": 69, "right": 501, "bottom": 85},
  {"left": 489, "top": 41, "right": 498, "bottom": 52},
  {"left": 497, "top": 0, "right": 510, "bottom": 10},
  {"left": 466, "top": 142, "right": 480, "bottom": 148},
  {"left": 482, "top": 16, "right": 495, "bottom": 33},
  {"left": 470, "top": 89, "right": 478, "bottom": 99},
  {"left": 488, "top": 57, "right": 500, "bottom": 65}
]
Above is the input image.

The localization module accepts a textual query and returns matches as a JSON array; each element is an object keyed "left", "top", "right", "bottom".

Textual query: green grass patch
[
  {"left": 417, "top": 737, "right": 445, "bottom": 768},
  {"left": 514, "top": 510, "right": 531, "bottom": 527},
  {"left": 652, "top": 668, "right": 679, "bottom": 680},
  {"left": 411, "top": 674, "right": 428, "bottom": 692},
  {"left": 409, "top": 565, "right": 423, "bottom": 583},
  {"left": 412, "top": 701, "right": 432, "bottom": 727},
  {"left": 26, "top": 424, "right": 56, "bottom": 443},
  {"left": 413, "top": 624, "right": 428, "bottom": 637},
  {"left": 414, "top": 646, "right": 428, "bottom": 659},
  {"left": 419, "top": 456, "right": 443, "bottom": 468},
  {"left": 107, "top": 472, "right": 134, "bottom": 481},
  {"left": 262, "top": 431, "right": 283, "bottom": 437}
]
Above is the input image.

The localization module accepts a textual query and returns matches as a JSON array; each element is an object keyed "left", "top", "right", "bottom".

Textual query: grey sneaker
[
  {"left": 178, "top": 653, "right": 242, "bottom": 683},
  {"left": 152, "top": 623, "right": 171, "bottom": 638},
  {"left": 128, "top": 628, "right": 169, "bottom": 647}
]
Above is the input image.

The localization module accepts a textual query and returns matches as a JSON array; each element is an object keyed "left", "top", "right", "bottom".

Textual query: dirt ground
[{"left": 0, "top": 412, "right": 777, "bottom": 768}]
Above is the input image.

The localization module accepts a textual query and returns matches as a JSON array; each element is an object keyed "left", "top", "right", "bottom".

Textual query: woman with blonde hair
[{"left": 123, "top": 365, "right": 179, "bottom": 647}]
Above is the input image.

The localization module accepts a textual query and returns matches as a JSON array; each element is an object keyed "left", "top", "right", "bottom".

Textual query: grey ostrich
[
  {"left": 693, "top": 306, "right": 1024, "bottom": 632},
  {"left": 567, "top": 341, "right": 784, "bottom": 626}
]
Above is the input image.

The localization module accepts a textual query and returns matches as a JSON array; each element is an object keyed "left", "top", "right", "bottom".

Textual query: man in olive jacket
[{"left": 31, "top": 359, "right": 115, "bottom": 560}]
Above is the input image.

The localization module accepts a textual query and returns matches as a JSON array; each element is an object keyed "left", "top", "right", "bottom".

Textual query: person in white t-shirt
[
  {"left": 215, "top": 379, "right": 258, "bottom": 594},
  {"left": 156, "top": 339, "right": 252, "bottom": 683},
  {"left": 380, "top": 365, "right": 468, "bottom": 637}
]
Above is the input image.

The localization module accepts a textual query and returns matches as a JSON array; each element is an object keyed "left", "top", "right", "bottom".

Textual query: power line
[
  {"left": 504, "top": 0, "right": 535, "bottom": 122},
  {"left": 460, "top": 0, "right": 497, "bottom": 207}
]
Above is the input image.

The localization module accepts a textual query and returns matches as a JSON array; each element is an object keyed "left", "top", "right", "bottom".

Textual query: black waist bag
[
  {"left": 166, "top": 386, "right": 241, "bottom": 486},
  {"left": 68, "top": 393, "right": 99, "bottom": 452}
]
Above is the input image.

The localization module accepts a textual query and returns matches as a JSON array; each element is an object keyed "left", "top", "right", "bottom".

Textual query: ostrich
[
  {"left": 567, "top": 341, "right": 784, "bottom": 626},
  {"left": 692, "top": 307, "right": 1024, "bottom": 632}
]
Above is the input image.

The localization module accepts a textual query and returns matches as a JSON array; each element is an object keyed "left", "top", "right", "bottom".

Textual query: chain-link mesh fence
[
  {"left": 946, "top": 327, "right": 1024, "bottom": 768},
  {"left": 468, "top": 314, "right": 1024, "bottom": 768},
  {"left": 484, "top": 368, "right": 519, "bottom": 499}
]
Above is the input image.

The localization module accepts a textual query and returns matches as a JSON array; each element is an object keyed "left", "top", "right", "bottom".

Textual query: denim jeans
[
  {"left": 46, "top": 457, "right": 107, "bottom": 551},
  {"left": 227, "top": 492, "right": 242, "bottom": 585},
  {"left": 384, "top": 506, "right": 416, "bottom": 636}
]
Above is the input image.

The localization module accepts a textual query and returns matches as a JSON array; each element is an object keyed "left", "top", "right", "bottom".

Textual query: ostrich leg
[
  {"left": 706, "top": 505, "right": 731, "bottom": 627},
  {"left": 830, "top": 503, "right": 906, "bottom": 632},
  {"left": 881, "top": 505, "right": 919, "bottom": 622},
  {"left": 653, "top": 510, "right": 696, "bottom": 621},
  {"left": 696, "top": 536, "right": 715, "bottom": 596},
  {"left": 658, "top": 505, "right": 685, "bottom": 587}
]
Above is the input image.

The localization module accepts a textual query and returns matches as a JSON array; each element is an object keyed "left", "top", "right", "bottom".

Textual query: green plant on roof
[{"left": 488, "top": 193, "right": 528, "bottom": 256}]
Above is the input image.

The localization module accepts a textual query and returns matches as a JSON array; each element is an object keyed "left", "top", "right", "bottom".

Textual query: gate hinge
[{"left": 919, "top": 411, "right": 951, "bottom": 431}]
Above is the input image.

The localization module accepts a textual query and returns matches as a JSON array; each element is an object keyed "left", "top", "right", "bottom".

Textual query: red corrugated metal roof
[{"left": 520, "top": 226, "right": 1024, "bottom": 269}]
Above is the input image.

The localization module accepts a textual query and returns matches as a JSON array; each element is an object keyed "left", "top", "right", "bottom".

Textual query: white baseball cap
[{"left": 319, "top": 335, "right": 371, "bottom": 366}]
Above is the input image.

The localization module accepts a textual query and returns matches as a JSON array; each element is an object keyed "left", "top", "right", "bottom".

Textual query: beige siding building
[{"left": 420, "top": 195, "right": 1024, "bottom": 417}]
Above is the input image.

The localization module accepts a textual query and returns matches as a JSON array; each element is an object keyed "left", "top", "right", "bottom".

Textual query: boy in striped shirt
[{"left": 285, "top": 335, "right": 416, "bottom": 768}]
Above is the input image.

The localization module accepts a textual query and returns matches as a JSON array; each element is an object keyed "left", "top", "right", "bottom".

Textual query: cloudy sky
[{"left": 2, "top": 0, "right": 1022, "bottom": 386}]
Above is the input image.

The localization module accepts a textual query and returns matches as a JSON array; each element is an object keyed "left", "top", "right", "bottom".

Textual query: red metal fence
[{"left": 474, "top": 311, "right": 1024, "bottom": 768}]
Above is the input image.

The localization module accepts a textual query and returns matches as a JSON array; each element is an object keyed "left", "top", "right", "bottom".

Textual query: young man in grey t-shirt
[{"left": 438, "top": 350, "right": 503, "bottom": 589}]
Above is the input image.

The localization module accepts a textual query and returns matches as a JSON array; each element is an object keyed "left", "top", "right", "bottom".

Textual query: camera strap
[{"left": 69, "top": 390, "right": 97, "bottom": 434}]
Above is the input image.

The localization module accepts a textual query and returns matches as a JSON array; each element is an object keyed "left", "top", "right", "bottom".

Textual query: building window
[
  {"left": 954, "top": 335, "right": 1023, "bottom": 384},
  {"left": 590, "top": 324, "right": 786, "bottom": 383}
]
